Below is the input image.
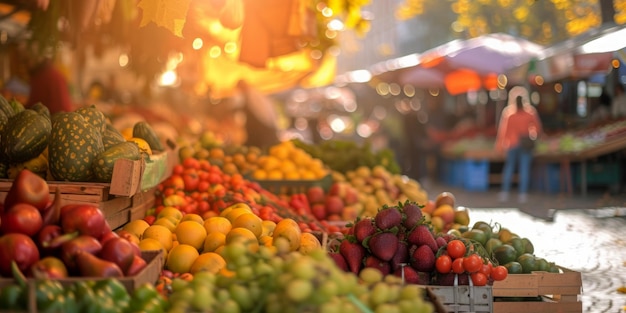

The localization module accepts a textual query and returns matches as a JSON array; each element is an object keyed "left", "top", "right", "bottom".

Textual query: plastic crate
[
  {"left": 574, "top": 161, "right": 621, "bottom": 187},
  {"left": 462, "top": 159, "right": 489, "bottom": 192}
]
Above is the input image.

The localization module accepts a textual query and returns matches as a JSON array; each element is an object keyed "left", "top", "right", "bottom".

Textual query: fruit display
[
  {"left": 0, "top": 169, "right": 146, "bottom": 279},
  {"left": 292, "top": 138, "right": 401, "bottom": 175},
  {"left": 163, "top": 239, "right": 435, "bottom": 313},
  {"left": 330, "top": 165, "right": 428, "bottom": 218}
]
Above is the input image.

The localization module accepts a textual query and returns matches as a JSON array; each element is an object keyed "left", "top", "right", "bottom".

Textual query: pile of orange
[{"left": 252, "top": 141, "right": 327, "bottom": 181}]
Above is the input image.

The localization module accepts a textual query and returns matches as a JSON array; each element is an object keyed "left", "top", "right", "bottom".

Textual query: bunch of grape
[{"left": 165, "top": 237, "right": 435, "bottom": 313}]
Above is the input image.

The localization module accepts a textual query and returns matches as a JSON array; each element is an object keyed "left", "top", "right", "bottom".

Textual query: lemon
[
  {"left": 127, "top": 137, "right": 153, "bottom": 155},
  {"left": 175, "top": 221, "right": 208, "bottom": 250},
  {"left": 123, "top": 220, "right": 150, "bottom": 239}
]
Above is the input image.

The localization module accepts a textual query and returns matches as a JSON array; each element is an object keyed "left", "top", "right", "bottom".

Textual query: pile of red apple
[{"left": 0, "top": 169, "right": 146, "bottom": 279}]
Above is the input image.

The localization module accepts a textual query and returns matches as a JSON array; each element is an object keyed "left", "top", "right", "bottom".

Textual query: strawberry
[
  {"left": 329, "top": 252, "right": 349, "bottom": 272},
  {"left": 389, "top": 240, "right": 409, "bottom": 274},
  {"left": 401, "top": 202, "right": 423, "bottom": 229},
  {"left": 368, "top": 232, "right": 399, "bottom": 262},
  {"left": 410, "top": 244, "right": 435, "bottom": 272},
  {"left": 394, "top": 265, "right": 431, "bottom": 284},
  {"left": 374, "top": 206, "right": 402, "bottom": 230},
  {"left": 436, "top": 236, "right": 447, "bottom": 248},
  {"left": 364, "top": 255, "right": 391, "bottom": 276},
  {"left": 407, "top": 224, "right": 438, "bottom": 252},
  {"left": 339, "top": 239, "right": 365, "bottom": 274},
  {"left": 354, "top": 218, "right": 376, "bottom": 243}
]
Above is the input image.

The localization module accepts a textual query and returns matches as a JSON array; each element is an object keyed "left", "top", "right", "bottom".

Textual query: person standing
[
  {"left": 495, "top": 95, "right": 543, "bottom": 203},
  {"left": 611, "top": 83, "right": 626, "bottom": 118}
]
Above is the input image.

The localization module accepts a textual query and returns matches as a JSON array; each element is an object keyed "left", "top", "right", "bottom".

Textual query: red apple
[
  {"left": 306, "top": 186, "right": 326, "bottom": 205},
  {"left": 343, "top": 187, "right": 360, "bottom": 206},
  {"left": 99, "top": 237, "right": 136, "bottom": 273},
  {"left": 0, "top": 233, "right": 40, "bottom": 276},
  {"left": 328, "top": 183, "right": 346, "bottom": 198},
  {"left": 4, "top": 169, "right": 50, "bottom": 212},
  {"left": 0, "top": 203, "right": 43, "bottom": 236},
  {"left": 325, "top": 195, "right": 344, "bottom": 216},
  {"left": 124, "top": 254, "right": 147, "bottom": 276}
]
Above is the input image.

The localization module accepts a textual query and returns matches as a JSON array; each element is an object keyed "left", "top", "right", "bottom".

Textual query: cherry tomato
[
  {"left": 435, "top": 255, "right": 453, "bottom": 274},
  {"left": 446, "top": 239, "right": 467, "bottom": 259},
  {"left": 452, "top": 257, "right": 465, "bottom": 274},
  {"left": 462, "top": 254, "right": 483, "bottom": 273},
  {"left": 491, "top": 265, "right": 509, "bottom": 281},
  {"left": 470, "top": 272, "right": 488, "bottom": 286}
]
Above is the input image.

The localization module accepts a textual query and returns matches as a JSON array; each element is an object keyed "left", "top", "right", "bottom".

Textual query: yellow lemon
[
  {"left": 138, "top": 238, "right": 168, "bottom": 260},
  {"left": 226, "top": 227, "right": 259, "bottom": 252},
  {"left": 158, "top": 207, "right": 184, "bottom": 224},
  {"left": 203, "top": 232, "right": 226, "bottom": 252},
  {"left": 180, "top": 213, "right": 204, "bottom": 225},
  {"left": 142, "top": 225, "right": 174, "bottom": 251},
  {"left": 261, "top": 220, "right": 276, "bottom": 237},
  {"left": 166, "top": 244, "right": 199, "bottom": 274},
  {"left": 152, "top": 217, "right": 177, "bottom": 232},
  {"left": 224, "top": 208, "right": 252, "bottom": 224},
  {"left": 174, "top": 221, "right": 208, "bottom": 251},
  {"left": 127, "top": 137, "right": 153, "bottom": 155},
  {"left": 203, "top": 216, "right": 232, "bottom": 236},
  {"left": 122, "top": 220, "right": 150, "bottom": 239},
  {"left": 190, "top": 252, "right": 226, "bottom": 274},
  {"left": 231, "top": 213, "right": 263, "bottom": 238}
]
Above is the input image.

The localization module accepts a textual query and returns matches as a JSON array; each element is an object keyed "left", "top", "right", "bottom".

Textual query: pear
[{"left": 75, "top": 251, "right": 123, "bottom": 278}]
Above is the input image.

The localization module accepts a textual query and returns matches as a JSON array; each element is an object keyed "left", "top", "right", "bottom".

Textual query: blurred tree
[{"left": 396, "top": 0, "right": 624, "bottom": 44}]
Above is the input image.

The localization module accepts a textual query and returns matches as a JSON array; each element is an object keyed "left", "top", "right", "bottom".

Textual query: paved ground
[{"left": 424, "top": 180, "right": 626, "bottom": 313}]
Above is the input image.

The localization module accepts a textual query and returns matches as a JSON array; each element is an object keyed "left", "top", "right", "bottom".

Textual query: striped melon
[{"left": 92, "top": 141, "right": 141, "bottom": 182}]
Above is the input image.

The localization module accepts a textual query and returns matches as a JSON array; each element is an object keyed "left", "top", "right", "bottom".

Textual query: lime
[
  {"left": 516, "top": 253, "right": 537, "bottom": 273},
  {"left": 493, "top": 244, "right": 517, "bottom": 265},
  {"left": 504, "top": 261, "right": 523, "bottom": 274}
]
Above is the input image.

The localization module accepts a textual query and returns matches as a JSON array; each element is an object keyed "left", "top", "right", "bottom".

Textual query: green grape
[
  {"left": 375, "top": 303, "right": 401, "bottom": 313},
  {"left": 359, "top": 267, "right": 384, "bottom": 284}
]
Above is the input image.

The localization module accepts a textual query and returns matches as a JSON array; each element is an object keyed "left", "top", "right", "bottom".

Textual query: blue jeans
[{"left": 501, "top": 146, "right": 533, "bottom": 194}]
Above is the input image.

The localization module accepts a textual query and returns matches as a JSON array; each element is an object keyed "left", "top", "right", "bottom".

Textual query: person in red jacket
[
  {"left": 495, "top": 95, "right": 543, "bottom": 203},
  {"left": 25, "top": 57, "right": 74, "bottom": 115}
]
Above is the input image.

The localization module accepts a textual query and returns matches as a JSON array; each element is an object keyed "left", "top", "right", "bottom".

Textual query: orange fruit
[
  {"left": 190, "top": 252, "right": 226, "bottom": 274},
  {"left": 226, "top": 227, "right": 259, "bottom": 252},
  {"left": 180, "top": 213, "right": 204, "bottom": 225},
  {"left": 142, "top": 225, "right": 174, "bottom": 251},
  {"left": 166, "top": 244, "right": 199, "bottom": 274},
  {"left": 209, "top": 148, "right": 225, "bottom": 160},
  {"left": 203, "top": 216, "right": 232, "bottom": 236},
  {"left": 152, "top": 218, "right": 177, "bottom": 232},
  {"left": 231, "top": 213, "right": 263, "bottom": 238},
  {"left": 252, "top": 169, "right": 267, "bottom": 180},
  {"left": 224, "top": 208, "right": 252, "bottom": 224},
  {"left": 138, "top": 238, "right": 168, "bottom": 260},
  {"left": 157, "top": 207, "right": 183, "bottom": 224},
  {"left": 203, "top": 232, "right": 226, "bottom": 252},
  {"left": 127, "top": 137, "right": 152, "bottom": 155},
  {"left": 175, "top": 221, "right": 208, "bottom": 250},
  {"left": 122, "top": 220, "right": 150, "bottom": 239}
]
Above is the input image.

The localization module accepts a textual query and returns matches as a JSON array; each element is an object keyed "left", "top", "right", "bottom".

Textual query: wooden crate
[
  {"left": 492, "top": 267, "right": 582, "bottom": 313},
  {"left": 0, "top": 250, "right": 164, "bottom": 313},
  {"left": 427, "top": 284, "right": 493, "bottom": 313}
]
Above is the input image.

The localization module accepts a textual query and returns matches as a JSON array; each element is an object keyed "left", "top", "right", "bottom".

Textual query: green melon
[
  {"left": 133, "top": 121, "right": 164, "bottom": 152},
  {"left": 102, "top": 123, "right": 126, "bottom": 150},
  {"left": 75, "top": 104, "right": 106, "bottom": 134},
  {"left": 92, "top": 141, "right": 142, "bottom": 182},
  {"left": 49, "top": 112, "right": 104, "bottom": 182},
  {"left": 0, "top": 109, "right": 51, "bottom": 162}
]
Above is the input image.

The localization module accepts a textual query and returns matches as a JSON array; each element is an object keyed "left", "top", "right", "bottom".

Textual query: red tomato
[
  {"left": 435, "top": 255, "right": 453, "bottom": 274},
  {"left": 182, "top": 157, "right": 200, "bottom": 169},
  {"left": 451, "top": 257, "right": 465, "bottom": 274},
  {"left": 446, "top": 239, "right": 467, "bottom": 259},
  {"left": 478, "top": 263, "right": 492, "bottom": 277},
  {"left": 491, "top": 265, "right": 509, "bottom": 281},
  {"left": 462, "top": 254, "right": 483, "bottom": 273},
  {"left": 470, "top": 272, "right": 488, "bottom": 286},
  {"left": 172, "top": 164, "right": 184, "bottom": 175},
  {"left": 197, "top": 181, "right": 210, "bottom": 192}
]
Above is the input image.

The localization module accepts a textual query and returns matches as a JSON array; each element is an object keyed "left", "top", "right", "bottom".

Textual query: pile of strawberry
[{"left": 329, "top": 200, "right": 508, "bottom": 286}]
